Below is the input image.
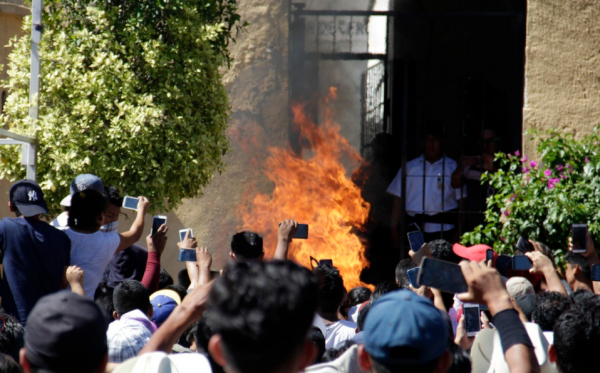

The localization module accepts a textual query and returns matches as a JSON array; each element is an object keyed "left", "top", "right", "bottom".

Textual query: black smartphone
[
  {"left": 512, "top": 255, "right": 532, "bottom": 270},
  {"left": 516, "top": 236, "right": 534, "bottom": 253},
  {"left": 486, "top": 249, "right": 494, "bottom": 266},
  {"left": 294, "top": 224, "right": 309, "bottom": 239},
  {"left": 463, "top": 304, "right": 481, "bottom": 336},
  {"left": 417, "top": 257, "right": 468, "bottom": 294},
  {"left": 151, "top": 215, "right": 167, "bottom": 236},
  {"left": 407, "top": 267, "right": 419, "bottom": 288},
  {"left": 592, "top": 264, "right": 600, "bottom": 282},
  {"left": 495, "top": 255, "right": 513, "bottom": 277},
  {"left": 407, "top": 231, "right": 425, "bottom": 252},
  {"left": 572, "top": 224, "right": 588, "bottom": 254},
  {"left": 178, "top": 248, "right": 196, "bottom": 262},
  {"left": 319, "top": 259, "right": 333, "bottom": 267}
]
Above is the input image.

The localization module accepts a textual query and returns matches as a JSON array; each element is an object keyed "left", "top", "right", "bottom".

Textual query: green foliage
[
  {"left": 462, "top": 130, "right": 600, "bottom": 268},
  {"left": 0, "top": 0, "right": 243, "bottom": 212}
]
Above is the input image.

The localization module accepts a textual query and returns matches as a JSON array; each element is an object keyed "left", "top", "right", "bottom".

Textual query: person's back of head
[
  {"left": 531, "top": 291, "right": 570, "bottom": 332},
  {"left": 446, "top": 343, "right": 471, "bottom": 373},
  {"left": 370, "top": 280, "right": 400, "bottom": 302},
  {"left": 230, "top": 231, "right": 264, "bottom": 261},
  {"left": 395, "top": 259, "right": 415, "bottom": 289},
  {"left": 0, "top": 313, "right": 24, "bottom": 361},
  {"left": 207, "top": 260, "right": 318, "bottom": 373},
  {"left": 94, "top": 283, "right": 115, "bottom": 323},
  {"left": 0, "top": 353, "right": 23, "bottom": 373},
  {"left": 564, "top": 252, "right": 592, "bottom": 283},
  {"left": 552, "top": 295, "right": 600, "bottom": 373},
  {"left": 348, "top": 287, "right": 372, "bottom": 307},
  {"left": 158, "top": 268, "right": 174, "bottom": 289},
  {"left": 307, "top": 326, "right": 326, "bottom": 365},
  {"left": 314, "top": 264, "right": 346, "bottom": 317},
  {"left": 113, "top": 280, "right": 151, "bottom": 319},
  {"left": 357, "top": 301, "right": 372, "bottom": 332},
  {"left": 68, "top": 189, "right": 107, "bottom": 232},
  {"left": 570, "top": 288, "right": 595, "bottom": 304},
  {"left": 428, "top": 239, "right": 461, "bottom": 264},
  {"left": 506, "top": 276, "right": 535, "bottom": 299},
  {"left": 20, "top": 291, "right": 107, "bottom": 373}
]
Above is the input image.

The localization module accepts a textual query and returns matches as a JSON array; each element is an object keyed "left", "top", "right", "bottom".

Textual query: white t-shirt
[
  {"left": 325, "top": 320, "right": 357, "bottom": 350},
  {"left": 65, "top": 229, "right": 120, "bottom": 298}
]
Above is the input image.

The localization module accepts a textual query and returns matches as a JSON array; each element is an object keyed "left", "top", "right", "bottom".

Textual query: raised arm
[
  {"left": 116, "top": 197, "right": 150, "bottom": 253},
  {"left": 274, "top": 219, "right": 298, "bottom": 260},
  {"left": 66, "top": 265, "right": 86, "bottom": 297},
  {"left": 141, "top": 224, "right": 168, "bottom": 292},
  {"left": 526, "top": 248, "right": 567, "bottom": 296}
]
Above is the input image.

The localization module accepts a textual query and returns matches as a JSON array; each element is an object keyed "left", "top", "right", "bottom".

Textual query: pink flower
[
  {"left": 503, "top": 210, "right": 510, "bottom": 216},
  {"left": 586, "top": 157, "right": 590, "bottom": 163},
  {"left": 566, "top": 164, "right": 572, "bottom": 169},
  {"left": 514, "top": 150, "right": 520, "bottom": 157},
  {"left": 520, "top": 155, "right": 528, "bottom": 163},
  {"left": 522, "top": 167, "right": 530, "bottom": 174},
  {"left": 556, "top": 164, "right": 564, "bottom": 172},
  {"left": 530, "top": 160, "right": 537, "bottom": 168},
  {"left": 544, "top": 169, "right": 552, "bottom": 177},
  {"left": 560, "top": 174, "right": 567, "bottom": 179},
  {"left": 548, "top": 178, "right": 560, "bottom": 190}
]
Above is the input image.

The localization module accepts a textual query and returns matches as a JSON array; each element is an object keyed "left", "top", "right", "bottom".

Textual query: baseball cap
[
  {"left": 113, "top": 351, "right": 211, "bottom": 373},
  {"left": 506, "top": 277, "right": 535, "bottom": 299},
  {"left": 61, "top": 174, "right": 104, "bottom": 207},
  {"left": 9, "top": 179, "right": 49, "bottom": 217},
  {"left": 363, "top": 290, "right": 448, "bottom": 366},
  {"left": 24, "top": 291, "right": 108, "bottom": 373},
  {"left": 149, "top": 290, "right": 181, "bottom": 327},
  {"left": 453, "top": 243, "right": 497, "bottom": 264}
]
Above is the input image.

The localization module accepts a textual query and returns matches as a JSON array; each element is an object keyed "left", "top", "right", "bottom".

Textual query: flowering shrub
[{"left": 462, "top": 130, "right": 600, "bottom": 267}]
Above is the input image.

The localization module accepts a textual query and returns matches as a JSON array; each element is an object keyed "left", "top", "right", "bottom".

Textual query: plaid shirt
[{"left": 107, "top": 310, "right": 154, "bottom": 363}]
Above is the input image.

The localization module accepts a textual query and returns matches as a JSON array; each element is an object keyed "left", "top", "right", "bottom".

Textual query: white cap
[
  {"left": 114, "top": 352, "right": 212, "bottom": 373},
  {"left": 60, "top": 195, "right": 72, "bottom": 207},
  {"left": 506, "top": 277, "right": 535, "bottom": 299}
]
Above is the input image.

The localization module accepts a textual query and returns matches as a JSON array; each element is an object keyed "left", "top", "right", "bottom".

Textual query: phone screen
[
  {"left": 592, "top": 265, "right": 600, "bottom": 282},
  {"left": 407, "top": 267, "right": 419, "bottom": 288},
  {"left": 294, "top": 224, "right": 309, "bottom": 239},
  {"left": 464, "top": 305, "right": 481, "bottom": 334},
  {"left": 178, "top": 249, "right": 197, "bottom": 262},
  {"left": 516, "top": 236, "right": 533, "bottom": 253},
  {"left": 495, "top": 255, "right": 513, "bottom": 277},
  {"left": 486, "top": 249, "right": 494, "bottom": 265},
  {"left": 417, "top": 258, "right": 468, "bottom": 294},
  {"left": 319, "top": 259, "right": 333, "bottom": 267},
  {"left": 407, "top": 231, "right": 425, "bottom": 252},
  {"left": 572, "top": 224, "right": 588, "bottom": 253},
  {"left": 512, "top": 255, "right": 532, "bottom": 270},
  {"left": 179, "top": 229, "right": 193, "bottom": 242},
  {"left": 122, "top": 196, "right": 139, "bottom": 210},
  {"left": 151, "top": 216, "right": 167, "bottom": 236}
]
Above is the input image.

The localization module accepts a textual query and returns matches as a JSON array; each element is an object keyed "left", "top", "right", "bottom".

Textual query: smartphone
[
  {"left": 516, "top": 236, "right": 534, "bottom": 253},
  {"left": 179, "top": 228, "right": 194, "bottom": 242},
  {"left": 512, "top": 255, "right": 532, "bottom": 270},
  {"left": 122, "top": 196, "right": 139, "bottom": 210},
  {"left": 572, "top": 224, "right": 588, "bottom": 254},
  {"left": 151, "top": 215, "right": 167, "bottom": 236},
  {"left": 486, "top": 249, "right": 494, "bottom": 266},
  {"left": 495, "top": 255, "right": 513, "bottom": 277},
  {"left": 319, "top": 259, "right": 333, "bottom": 267},
  {"left": 178, "top": 248, "right": 196, "bottom": 262},
  {"left": 463, "top": 304, "right": 481, "bottom": 337},
  {"left": 407, "top": 267, "right": 419, "bottom": 288},
  {"left": 592, "top": 264, "right": 600, "bottom": 282},
  {"left": 294, "top": 224, "right": 309, "bottom": 239},
  {"left": 417, "top": 257, "right": 468, "bottom": 294},
  {"left": 407, "top": 231, "right": 425, "bottom": 252}
]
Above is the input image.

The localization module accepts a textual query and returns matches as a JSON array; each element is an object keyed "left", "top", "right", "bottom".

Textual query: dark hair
[
  {"left": 0, "top": 354, "right": 23, "bottom": 373},
  {"left": 314, "top": 264, "right": 346, "bottom": 315},
  {"left": 395, "top": 259, "right": 416, "bottom": 289},
  {"left": 307, "top": 327, "right": 326, "bottom": 364},
  {"left": 159, "top": 268, "right": 174, "bottom": 289},
  {"left": 68, "top": 189, "right": 107, "bottom": 231},
  {"left": 178, "top": 269, "right": 191, "bottom": 289},
  {"left": 164, "top": 284, "right": 187, "bottom": 302},
  {"left": 428, "top": 239, "right": 461, "bottom": 264},
  {"left": 446, "top": 343, "right": 471, "bottom": 373},
  {"left": 113, "top": 280, "right": 150, "bottom": 317},
  {"left": 565, "top": 252, "right": 591, "bottom": 281},
  {"left": 102, "top": 185, "right": 123, "bottom": 206},
  {"left": 348, "top": 287, "right": 372, "bottom": 307},
  {"left": 230, "top": 231, "right": 264, "bottom": 261},
  {"left": 554, "top": 296, "right": 600, "bottom": 373},
  {"left": 0, "top": 314, "right": 24, "bottom": 361},
  {"left": 570, "top": 288, "right": 595, "bottom": 304},
  {"left": 207, "top": 260, "right": 318, "bottom": 373},
  {"left": 94, "top": 283, "right": 115, "bottom": 323},
  {"left": 322, "top": 340, "right": 356, "bottom": 363},
  {"left": 370, "top": 352, "right": 440, "bottom": 373},
  {"left": 357, "top": 301, "right": 372, "bottom": 332},
  {"left": 532, "top": 291, "right": 570, "bottom": 331},
  {"left": 532, "top": 241, "right": 555, "bottom": 267},
  {"left": 371, "top": 281, "right": 400, "bottom": 302},
  {"left": 193, "top": 313, "right": 225, "bottom": 373}
]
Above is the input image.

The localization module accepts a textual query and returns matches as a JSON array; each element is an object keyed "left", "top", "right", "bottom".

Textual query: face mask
[{"left": 100, "top": 220, "right": 119, "bottom": 233}]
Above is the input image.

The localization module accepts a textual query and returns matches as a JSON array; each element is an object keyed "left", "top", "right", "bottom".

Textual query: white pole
[{"left": 26, "top": 0, "right": 42, "bottom": 181}]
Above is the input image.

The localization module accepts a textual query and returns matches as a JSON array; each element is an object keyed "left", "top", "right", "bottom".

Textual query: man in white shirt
[{"left": 388, "top": 129, "right": 467, "bottom": 248}]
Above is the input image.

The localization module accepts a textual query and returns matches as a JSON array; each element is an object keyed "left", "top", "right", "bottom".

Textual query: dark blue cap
[
  {"left": 9, "top": 179, "right": 48, "bottom": 217},
  {"left": 364, "top": 290, "right": 448, "bottom": 366}
]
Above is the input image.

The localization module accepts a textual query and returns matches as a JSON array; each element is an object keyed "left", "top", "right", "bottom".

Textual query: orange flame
[{"left": 238, "top": 87, "right": 372, "bottom": 289}]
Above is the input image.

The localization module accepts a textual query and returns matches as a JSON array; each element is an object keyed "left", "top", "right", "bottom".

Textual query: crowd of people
[{"left": 0, "top": 173, "right": 598, "bottom": 373}]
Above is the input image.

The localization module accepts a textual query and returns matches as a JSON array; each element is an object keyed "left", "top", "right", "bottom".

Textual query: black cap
[
  {"left": 25, "top": 291, "right": 108, "bottom": 373},
  {"left": 9, "top": 179, "right": 49, "bottom": 217}
]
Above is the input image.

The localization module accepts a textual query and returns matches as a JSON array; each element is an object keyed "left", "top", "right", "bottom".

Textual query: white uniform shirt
[{"left": 387, "top": 155, "right": 467, "bottom": 232}]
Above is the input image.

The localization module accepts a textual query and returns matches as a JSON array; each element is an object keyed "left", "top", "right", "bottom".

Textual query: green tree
[
  {"left": 0, "top": 0, "right": 243, "bottom": 212},
  {"left": 462, "top": 130, "right": 600, "bottom": 268}
]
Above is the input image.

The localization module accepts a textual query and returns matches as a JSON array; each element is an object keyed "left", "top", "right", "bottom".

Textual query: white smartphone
[
  {"left": 179, "top": 228, "right": 194, "bottom": 242},
  {"left": 151, "top": 215, "right": 167, "bottom": 236},
  {"left": 122, "top": 196, "right": 139, "bottom": 210},
  {"left": 463, "top": 304, "right": 481, "bottom": 337}
]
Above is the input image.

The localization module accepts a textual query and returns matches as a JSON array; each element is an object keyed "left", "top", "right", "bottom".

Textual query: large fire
[{"left": 238, "top": 87, "right": 371, "bottom": 289}]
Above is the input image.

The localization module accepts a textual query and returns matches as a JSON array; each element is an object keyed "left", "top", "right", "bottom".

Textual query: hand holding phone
[
  {"left": 151, "top": 215, "right": 167, "bottom": 237},
  {"left": 294, "top": 224, "right": 309, "bottom": 239},
  {"left": 122, "top": 196, "right": 139, "bottom": 210},
  {"left": 486, "top": 249, "right": 494, "bottom": 266},
  {"left": 512, "top": 255, "right": 532, "bottom": 270},
  {"left": 456, "top": 260, "right": 509, "bottom": 307},
  {"left": 516, "top": 236, "right": 534, "bottom": 253},
  {"left": 407, "top": 231, "right": 425, "bottom": 252},
  {"left": 572, "top": 224, "right": 588, "bottom": 254},
  {"left": 417, "top": 257, "right": 468, "bottom": 294},
  {"left": 179, "top": 228, "right": 194, "bottom": 242},
  {"left": 407, "top": 267, "right": 419, "bottom": 288},
  {"left": 463, "top": 304, "right": 482, "bottom": 336}
]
